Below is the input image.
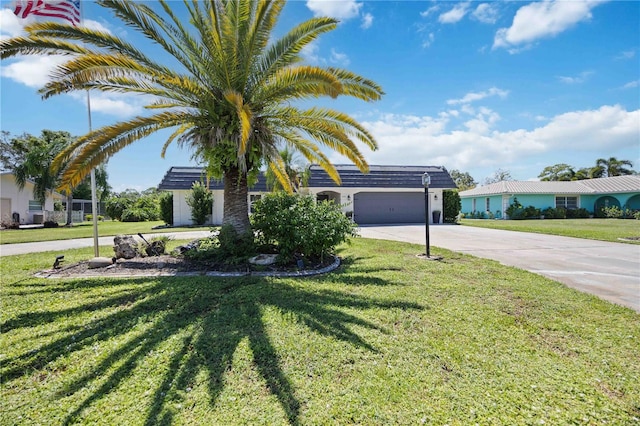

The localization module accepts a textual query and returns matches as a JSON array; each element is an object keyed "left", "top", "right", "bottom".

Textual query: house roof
[
  {"left": 158, "top": 165, "right": 457, "bottom": 191},
  {"left": 308, "top": 164, "right": 457, "bottom": 189},
  {"left": 1, "top": 171, "right": 66, "bottom": 198},
  {"left": 459, "top": 175, "right": 640, "bottom": 197},
  {"left": 157, "top": 167, "right": 269, "bottom": 192}
]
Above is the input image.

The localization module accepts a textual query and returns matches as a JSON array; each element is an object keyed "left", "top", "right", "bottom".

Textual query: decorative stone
[
  {"left": 248, "top": 254, "right": 278, "bottom": 266},
  {"left": 113, "top": 235, "right": 139, "bottom": 259},
  {"left": 145, "top": 240, "right": 165, "bottom": 256},
  {"left": 88, "top": 257, "right": 115, "bottom": 269}
]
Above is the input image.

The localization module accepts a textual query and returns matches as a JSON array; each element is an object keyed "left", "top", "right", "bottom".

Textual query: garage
[{"left": 353, "top": 192, "right": 425, "bottom": 224}]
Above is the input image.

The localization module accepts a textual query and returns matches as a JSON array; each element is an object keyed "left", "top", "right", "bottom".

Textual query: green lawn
[
  {"left": 1, "top": 239, "right": 638, "bottom": 425},
  {"left": 461, "top": 218, "right": 640, "bottom": 243},
  {"left": 0, "top": 221, "right": 211, "bottom": 245}
]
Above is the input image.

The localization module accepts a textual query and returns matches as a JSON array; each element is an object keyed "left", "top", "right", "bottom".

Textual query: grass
[
  {"left": 1, "top": 238, "right": 639, "bottom": 425},
  {"left": 0, "top": 221, "right": 211, "bottom": 245},
  {"left": 461, "top": 218, "right": 640, "bottom": 243}
]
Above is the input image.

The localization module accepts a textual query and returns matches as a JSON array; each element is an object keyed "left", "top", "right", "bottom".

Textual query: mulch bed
[{"left": 36, "top": 254, "right": 340, "bottom": 278}]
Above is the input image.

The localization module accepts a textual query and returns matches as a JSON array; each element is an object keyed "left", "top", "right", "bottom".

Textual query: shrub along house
[
  {"left": 158, "top": 165, "right": 457, "bottom": 226},
  {"left": 459, "top": 175, "right": 640, "bottom": 219}
]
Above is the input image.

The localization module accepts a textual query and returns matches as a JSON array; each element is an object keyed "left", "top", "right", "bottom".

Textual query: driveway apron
[{"left": 359, "top": 225, "right": 640, "bottom": 313}]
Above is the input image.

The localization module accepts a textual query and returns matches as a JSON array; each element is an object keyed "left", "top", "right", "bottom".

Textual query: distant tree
[
  {"left": 7, "top": 130, "right": 72, "bottom": 205},
  {"left": 449, "top": 169, "right": 477, "bottom": 191},
  {"left": 596, "top": 157, "right": 635, "bottom": 177},
  {"left": 71, "top": 165, "right": 111, "bottom": 202},
  {"left": 266, "top": 147, "right": 309, "bottom": 192},
  {"left": 538, "top": 163, "right": 575, "bottom": 181},
  {"left": 0, "top": 131, "right": 30, "bottom": 172},
  {"left": 573, "top": 166, "right": 604, "bottom": 180},
  {"left": 484, "top": 168, "right": 513, "bottom": 185}
]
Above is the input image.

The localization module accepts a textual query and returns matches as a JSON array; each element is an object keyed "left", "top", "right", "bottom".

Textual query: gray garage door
[{"left": 353, "top": 192, "right": 425, "bottom": 224}]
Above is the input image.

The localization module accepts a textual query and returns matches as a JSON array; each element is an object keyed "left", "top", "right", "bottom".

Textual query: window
[
  {"left": 485, "top": 197, "right": 490, "bottom": 211},
  {"left": 555, "top": 196, "right": 577, "bottom": 209},
  {"left": 28, "top": 200, "right": 43, "bottom": 211},
  {"left": 249, "top": 194, "right": 262, "bottom": 213}
]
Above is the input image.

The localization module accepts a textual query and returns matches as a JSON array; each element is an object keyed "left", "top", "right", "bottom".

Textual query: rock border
[{"left": 34, "top": 256, "right": 341, "bottom": 279}]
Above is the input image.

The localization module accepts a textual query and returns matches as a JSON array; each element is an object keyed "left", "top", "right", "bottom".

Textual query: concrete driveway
[{"left": 359, "top": 224, "right": 640, "bottom": 313}]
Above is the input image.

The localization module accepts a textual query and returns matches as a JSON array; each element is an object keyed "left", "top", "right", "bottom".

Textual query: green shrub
[
  {"left": 85, "top": 214, "right": 104, "bottom": 222},
  {"left": 105, "top": 196, "right": 133, "bottom": 221},
  {"left": 121, "top": 207, "right": 150, "bottom": 222},
  {"left": 133, "top": 196, "right": 160, "bottom": 221},
  {"left": 542, "top": 207, "right": 565, "bottom": 219},
  {"left": 506, "top": 199, "right": 540, "bottom": 220},
  {"left": 251, "top": 192, "right": 357, "bottom": 264},
  {"left": 159, "top": 192, "right": 173, "bottom": 225},
  {"left": 566, "top": 208, "right": 590, "bottom": 219},
  {"left": 602, "top": 206, "right": 623, "bottom": 219},
  {"left": 443, "top": 190, "right": 461, "bottom": 223},
  {"left": 186, "top": 182, "right": 213, "bottom": 225},
  {"left": 634, "top": 211, "right": 640, "bottom": 220}
]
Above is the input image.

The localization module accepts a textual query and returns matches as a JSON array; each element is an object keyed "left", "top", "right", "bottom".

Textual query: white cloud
[
  {"left": 622, "top": 80, "right": 639, "bottom": 89},
  {"left": 472, "top": 3, "right": 500, "bottom": 24},
  {"left": 301, "top": 42, "right": 324, "bottom": 64},
  {"left": 306, "top": 0, "right": 362, "bottom": 20},
  {"left": 361, "top": 12, "right": 373, "bottom": 29},
  {"left": 557, "top": 70, "right": 594, "bottom": 84},
  {"left": 493, "top": 0, "right": 605, "bottom": 51},
  {"left": 420, "top": 5, "right": 439, "bottom": 18},
  {"left": 447, "top": 87, "right": 509, "bottom": 105},
  {"left": 1, "top": 55, "right": 68, "bottom": 87},
  {"left": 330, "top": 49, "right": 350, "bottom": 66},
  {"left": 438, "top": 2, "right": 470, "bottom": 24},
  {"left": 69, "top": 92, "right": 145, "bottom": 118},
  {"left": 0, "top": 8, "right": 24, "bottom": 38},
  {"left": 337, "top": 105, "right": 638, "bottom": 177},
  {"left": 615, "top": 49, "right": 636, "bottom": 60},
  {"left": 421, "top": 32, "right": 435, "bottom": 48}
]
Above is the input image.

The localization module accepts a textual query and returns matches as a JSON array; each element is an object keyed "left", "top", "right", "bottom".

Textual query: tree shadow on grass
[{"left": 2, "top": 272, "right": 423, "bottom": 425}]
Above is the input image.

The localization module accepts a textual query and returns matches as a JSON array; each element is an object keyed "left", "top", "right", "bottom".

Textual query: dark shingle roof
[
  {"left": 158, "top": 165, "right": 457, "bottom": 191},
  {"left": 308, "top": 165, "right": 457, "bottom": 189},
  {"left": 158, "top": 167, "right": 269, "bottom": 192}
]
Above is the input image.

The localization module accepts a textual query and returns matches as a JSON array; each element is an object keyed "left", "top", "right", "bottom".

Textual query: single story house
[
  {"left": 158, "top": 165, "right": 457, "bottom": 226},
  {"left": 459, "top": 175, "right": 640, "bottom": 219},
  {"left": 0, "top": 172, "right": 65, "bottom": 224}
]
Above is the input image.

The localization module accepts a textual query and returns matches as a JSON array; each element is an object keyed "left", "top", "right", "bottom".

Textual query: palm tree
[
  {"left": 1, "top": 0, "right": 383, "bottom": 237},
  {"left": 595, "top": 157, "right": 635, "bottom": 177},
  {"left": 265, "top": 147, "right": 309, "bottom": 192},
  {"left": 11, "top": 130, "right": 71, "bottom": 206}
]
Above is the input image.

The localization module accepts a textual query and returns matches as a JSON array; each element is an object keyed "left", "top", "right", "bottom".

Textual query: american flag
[{"left": 13, "top": 0, "right": 81, "bottom": 26}]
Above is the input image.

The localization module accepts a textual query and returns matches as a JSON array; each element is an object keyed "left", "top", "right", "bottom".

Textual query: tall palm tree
[
  {"left": 1, "top": 0, "right": 383, "bottom": 236},
  {"left": 595, "top": 157, "right": 635, "bottom": 177}
]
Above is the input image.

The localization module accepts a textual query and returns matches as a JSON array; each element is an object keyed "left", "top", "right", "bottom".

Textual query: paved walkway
[{"left": 1, "top": 226, "right": 639, "bottom": 312}]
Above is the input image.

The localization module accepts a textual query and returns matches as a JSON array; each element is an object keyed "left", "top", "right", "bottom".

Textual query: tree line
[{"left": 450, "top": 157, "right": 636, "bottom": 191}]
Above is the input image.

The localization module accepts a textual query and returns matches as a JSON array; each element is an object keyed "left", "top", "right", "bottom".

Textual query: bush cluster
[
  {"left": 186, "top": 182, "right": 213, "bottom": 225},
  {"left": 443, "top": 190, "right": 461, "bottom": 223},
  {"left": 601, "top": 206, "right": 639, "bottom": 219},
  {"left": 506, "top": 199, "right": 540, "bottom": 220},
  {"left": 251, "top": 192, "right": 357, "bottom": 264},
  {"left": 105, "top": 189, "right": 168, "bottom": 222},
  {"left": 159, "top": 192, "right": 173, "bottom": 225}
]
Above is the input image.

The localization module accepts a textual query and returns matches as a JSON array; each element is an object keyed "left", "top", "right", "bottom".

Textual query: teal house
[{"left": 459, "top": 175, "right": 640, "bottom": 219}]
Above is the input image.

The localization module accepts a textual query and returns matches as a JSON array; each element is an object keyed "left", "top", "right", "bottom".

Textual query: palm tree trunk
[
  {"left": 65, "top": 192, "right": 73, "bottom": 226},
  {"left": 223, "top": 166, "right": 251, "bottom": 235}
]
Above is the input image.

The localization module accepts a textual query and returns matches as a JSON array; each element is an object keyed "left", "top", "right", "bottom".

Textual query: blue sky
[{"left": 1, "top": 0, "right": 638, "bottom": 192}]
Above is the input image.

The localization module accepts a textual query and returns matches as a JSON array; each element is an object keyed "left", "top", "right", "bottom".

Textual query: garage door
[{"left": 353, "top": 192, "right": 425, "bottom": 224}]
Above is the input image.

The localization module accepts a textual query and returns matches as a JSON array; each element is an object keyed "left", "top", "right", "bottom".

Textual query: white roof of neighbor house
[{"left": 459, "top": 175, "right": 640, "bottom": 197}]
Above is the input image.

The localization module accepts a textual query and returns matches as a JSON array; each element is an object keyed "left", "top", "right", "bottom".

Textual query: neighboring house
[
  {"left": 0, "top": 172, "right": 65, "bottom": 224},
  {"left": 158, "top": 165, "right": 457, "bottom": 226},
  {"left": 459, "top": 175, "right": 640, "bottom": 219}
]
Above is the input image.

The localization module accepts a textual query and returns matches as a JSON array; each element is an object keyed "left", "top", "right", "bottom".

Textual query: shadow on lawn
[{"left": 2, "top": 271, "right": 423, "bottom": 425}]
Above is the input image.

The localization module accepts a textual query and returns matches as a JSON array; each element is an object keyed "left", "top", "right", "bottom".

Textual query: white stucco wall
[
  {"left": 0, "top": 174, "right": 61, "bottom": 224},
  {"left": 170, "top": 186, "right": 447, "bottom": 226}
]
